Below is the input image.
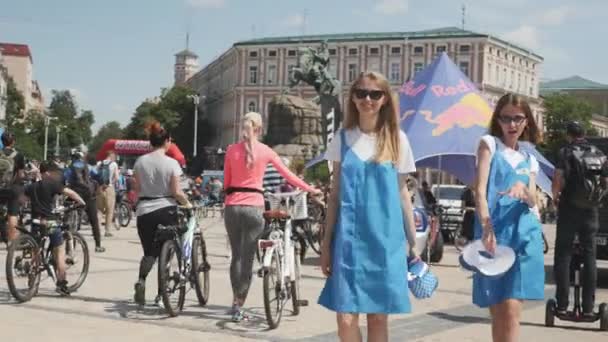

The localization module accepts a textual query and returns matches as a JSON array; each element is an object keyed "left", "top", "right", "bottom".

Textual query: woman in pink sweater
[{"left": 223, "top": 112, "right": 318, "bottom": 322}]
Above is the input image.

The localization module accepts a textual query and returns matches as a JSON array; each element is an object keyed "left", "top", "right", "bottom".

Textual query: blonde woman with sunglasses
[{"left": 318, "top": 72, "right": 418, "bottom": 342}]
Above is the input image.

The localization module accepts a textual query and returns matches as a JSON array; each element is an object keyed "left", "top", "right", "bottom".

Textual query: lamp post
[
  {"left": 43, "top": 116, "right": 57, "bottom": 160},
  {"left": 187, "top": 94, "right": 205, "bottom": 157},
  {"left": 55, "top": 124, "right": 67, "bottom": 158}
]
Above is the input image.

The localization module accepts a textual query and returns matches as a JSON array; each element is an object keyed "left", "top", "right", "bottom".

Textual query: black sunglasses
[
  {"left": 354, "top": 88, "right": 385, "bottom": 100},
  {"left": 497, "top": 115, "right": 527, "bottom": 125}
]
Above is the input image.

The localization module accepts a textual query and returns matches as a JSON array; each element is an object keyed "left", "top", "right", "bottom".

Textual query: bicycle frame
[{"left": 260, "top": 218, "right": 296, "bottom": 284}]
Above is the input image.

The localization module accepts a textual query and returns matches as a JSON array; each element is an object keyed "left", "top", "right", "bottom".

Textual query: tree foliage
[
  {"left": 540, "top": 93, "right": 595, "bottom": 162},
  {"left": 88, "top": 121, "right": 123, "bottom": 157}
]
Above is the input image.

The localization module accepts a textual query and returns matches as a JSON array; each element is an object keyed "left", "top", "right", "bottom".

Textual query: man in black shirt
[
  {"left": 0, "top": 131, "right": 26, "bottom": 243},
  {"left": 26, "top": 161, "right": 85, "bottom": 295},
  {"left": 552, "top": 121, "right": 608, "bottom": 316}
]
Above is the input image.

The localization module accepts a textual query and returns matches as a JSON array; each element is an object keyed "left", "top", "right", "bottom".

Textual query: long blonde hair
[
  {"left": 242, "top": 112, "right": 263, "bottom": 168},
  {"left": 344, "top": 71, "right": 401, "bottom": 163}
]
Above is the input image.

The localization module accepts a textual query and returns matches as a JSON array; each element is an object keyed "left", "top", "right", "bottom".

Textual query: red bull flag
[{"left": 399, "top": 52, "right": 553, "bottom": 192}]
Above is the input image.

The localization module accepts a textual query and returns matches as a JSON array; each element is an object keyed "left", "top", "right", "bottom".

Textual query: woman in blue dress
[
  {"left": 475, "top": 93, "right": 544, "bottom": 342},
  {"left": 318, "top": 71, "right": 418, "bottom": 342}
]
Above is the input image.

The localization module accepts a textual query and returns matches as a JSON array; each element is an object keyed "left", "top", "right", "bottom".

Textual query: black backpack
[
  {"left": 69, "top": 160, "right": 89, "bottom": 186},
  {"left": 565, "top": 143, "right": 608, "bottom": 208}
]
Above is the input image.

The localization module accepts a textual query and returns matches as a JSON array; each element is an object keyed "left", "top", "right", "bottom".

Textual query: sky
[{"left": 1, "top": 0, "right": 607, "bottom": 133}]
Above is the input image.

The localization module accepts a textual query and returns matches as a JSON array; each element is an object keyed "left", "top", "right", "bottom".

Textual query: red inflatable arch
[{"left": 96, "top": 139, "right": 186, "bottom": 166}]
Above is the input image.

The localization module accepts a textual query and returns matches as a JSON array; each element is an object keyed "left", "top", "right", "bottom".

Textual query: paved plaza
[{"left": 1, "top": 216, "right": 607, "bottom": 341}]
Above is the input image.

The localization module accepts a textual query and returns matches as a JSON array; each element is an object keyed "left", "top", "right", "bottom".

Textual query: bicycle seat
[{"left": 263, "top": 210, "right": 290, "bottom": 220}]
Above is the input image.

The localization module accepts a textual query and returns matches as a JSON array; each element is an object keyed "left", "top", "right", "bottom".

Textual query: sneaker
[
  {"left": 95, "top": 246, "right": 106, "bottom": 253},
  {"left": 231, "top": 308, "right": 248, "bottom": 323},
  {"left": 56, "top": 280, "right": 70, "bottom": 296},
  {"left": 104, "top": 232, "right": 113, "bottom": 238},
  {"left": 154, "top": 295, "right": 164, "bottom": 309},
  {"left": 134, "top": 281, "right": 145, "bottom": 306}
]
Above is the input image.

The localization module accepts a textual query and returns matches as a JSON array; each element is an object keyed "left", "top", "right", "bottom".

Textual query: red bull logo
[{"left": 401, "top": 93, "right": 492, "bottom": 136}]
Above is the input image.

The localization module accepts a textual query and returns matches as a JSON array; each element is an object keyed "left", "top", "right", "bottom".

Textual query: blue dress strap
[{"left": 340, "top": 129, "right": 347, "bottom": 157}]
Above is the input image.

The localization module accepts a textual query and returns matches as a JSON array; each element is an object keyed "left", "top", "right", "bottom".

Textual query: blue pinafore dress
[
  {"left": 318, "top": 130, "right": 411, "bottom": 313},
  {"left": 472, "top": 138, "right": 545, "bottom": 308}
]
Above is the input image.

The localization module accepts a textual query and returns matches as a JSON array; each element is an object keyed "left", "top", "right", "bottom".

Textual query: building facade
[
  {"left": 174, "top": 49, "right": 199, "bottom": 86},
  {"left": 0, "top": 43, "right": 45, "bottom": 114},
  {"left": 184, "top": 27, "right": 544, "bottom": 148},
  {"left": 0, "top": 49, "right": 7, "bottom": 121}
]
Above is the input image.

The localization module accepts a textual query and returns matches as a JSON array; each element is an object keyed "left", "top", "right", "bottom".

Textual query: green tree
[
  {"left": 540, "top": 93, "right": 594, "bottom": 162},
  {"left": 88, "top": 121, "right": 123, "bottom": 157},
  {"left": 3, "top": 76, "right": 25, "bottom": 129},
  {"left": 124, "top": 86, "right": 216, "bottom": 160}
]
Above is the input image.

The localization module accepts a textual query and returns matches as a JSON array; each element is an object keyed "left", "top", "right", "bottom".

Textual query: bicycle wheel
[
  {"left": 305, "top": 221, "right": 322, "bottom": 255},
  {"left": 192, "top": 234, "right": 210, "bottom": 306},
  {"left": 6, "top": 234, "right": 42, "bottom": 303},
  {"left": 263, "top": 249, "right": 285, "bottom": 329},
  {"left": 158, "top": 239, "right": 185, "bottom": 317},
  {"left": 65, "top": 232, "right": 90, "bottom": 292},
  {"left": 291, "top": 246, "right": 301, "bottom": 316},
  {"left": 117, "top": 202, "right": 131, "bottom": 227},
  {"left": 66, "top": 209, "right": 81, "bottom": 232},
  {"left": 80, "top": 210, "right": 89, "bottom": 226}
]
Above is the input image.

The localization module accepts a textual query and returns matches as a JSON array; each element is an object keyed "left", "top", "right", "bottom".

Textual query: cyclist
[
  {"left": 64, "top": 150, "right": 105, "bottom": 253},
  {"left": 0, "top": 131, "right": 27, "bottom": 243},
  {"left": 25, "top": 160, "right": 86, "bottom": 295},
  {"left": 132, "top": 121, "right": 192, "bottom": 306},
  {"left": 223, "top": 112, "right": 319, "bottom": 322}
]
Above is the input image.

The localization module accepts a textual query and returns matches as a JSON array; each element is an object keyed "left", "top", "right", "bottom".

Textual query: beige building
[
  {"left": 0, "top": 43, "right": 44, "bottom": 114},
  {"left": 182, "top": 27, "right": 544, "bottom": 148},
  {"left": 0, "top": 50, "right": 7, "bottom": 121}
]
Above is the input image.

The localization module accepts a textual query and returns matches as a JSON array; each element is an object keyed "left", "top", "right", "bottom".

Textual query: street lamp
[
  {"left": 55, "top": 124, "right": 67, "bottom": 158},
  {"left": 187, "top": 94, "right": 205, "bottom": 157},
  {"left": 43, "top": 116, "right": 57, "bottom": 160}
]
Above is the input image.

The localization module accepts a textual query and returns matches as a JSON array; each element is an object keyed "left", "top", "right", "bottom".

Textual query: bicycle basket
[{"left": 267, "top": 193, "right": 308, "bottom": 220}]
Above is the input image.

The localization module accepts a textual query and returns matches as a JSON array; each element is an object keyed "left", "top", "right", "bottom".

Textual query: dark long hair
[{"left": 489, "top": 93, "right": 542, "bottom": 144}]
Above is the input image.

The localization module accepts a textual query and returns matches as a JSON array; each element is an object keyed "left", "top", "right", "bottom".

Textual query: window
[
  {"left": 512, "top": 56, "right": 516, "bottom": 62},
  {"left": 496, "top": 65, "right": 500, "bottom": 84},
  {"left": 489, "top": 47, "right": 494, "bottom": 54},
  {"left": 287, "top": 49, "right": 297, "bottom": 57},
  {"left": 248, "top": 65, "right": 258, "bottom": 84},
  {"left": 248, "top": 101, "right": 256, "bottom": 112},
  {"left": 391, "top": 46, "right": 401, "bottom": 54},
  {"left": 268, "top": 50, "right": 277, "bottom": 57},
  {"left": 267, "top": 64, "right": 277, "bottom": 84},
  {"left": 249, "top": 50, "right": 258, "bottom": 58},
  {"left": 328, "top": 48, "right": 337, "bottom": 56},
  {"left": 414, "top": 62, "right": 424, "bottom": 76},
  {"left": 436, "top": 45, "right": 447, "bottom": 53},
  {"left": 390, "top": 63, "right": 400, "bottom": 82},
  {"left": 459, "top": 45, "right": 471, "bottom": 53},
  {"left": 413, "top": 46, "right": 424, "bottom": 55},
  {"left": 530, "top": 77, "right": 535, "bottom": 96},
  {"left": 348, "top": 64, "right": 358, "bottom": 82},
  {"left": 459, "top": 61, "right": 470, "bottom": 77},
  {"left": 348, "top": 48, "right": 358, "bottom": 56},
  {"left": 369, "top": 47, "right": 379, "bottom": 55},
  {"left": 497, "top": 50, "right": 502, "bottom": 58}
]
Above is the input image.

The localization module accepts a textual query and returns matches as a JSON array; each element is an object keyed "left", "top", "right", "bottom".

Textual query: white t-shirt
[
  {"left": 478, "top": 135, "right": 539, "bottom": 173},
  {"left": 325, "top": 127, "right": 416, "bottom": 174},
  {"left": 134, "top": 151, "right": 183, "bottom": 216}
]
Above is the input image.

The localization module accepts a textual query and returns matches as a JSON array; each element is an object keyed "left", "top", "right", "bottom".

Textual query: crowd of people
[{"left": 0, "top": 69, "right": 605, "bottom": 342}]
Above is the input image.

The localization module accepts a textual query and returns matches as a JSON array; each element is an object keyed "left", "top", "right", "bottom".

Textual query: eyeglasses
[
  {"left": 354, "top": 88, "right": 385, "bottom": 100},
  {"left": 497, "top": 114, "right": 527, "bottom": 125}
]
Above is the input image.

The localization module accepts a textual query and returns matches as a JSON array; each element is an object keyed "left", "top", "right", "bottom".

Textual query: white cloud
[
  {"left": 185, "top": 0, "right": 225, "bottom": 9},
  {"left": 502, "top": 25, "right": 540, "bottom": 50},
  {"left": 374, "top": 0, "right": 409, "bottom": 15},
  {"left": 538, "top": 6, "right": 570, "bottom": 26},
  {"left": 282, "top": 14, "right": 305, "bottom": 29}
]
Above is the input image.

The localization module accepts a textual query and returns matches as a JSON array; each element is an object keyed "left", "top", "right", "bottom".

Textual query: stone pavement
[{"left": 0, "top": 217, "right": 607, "bottom": 341}]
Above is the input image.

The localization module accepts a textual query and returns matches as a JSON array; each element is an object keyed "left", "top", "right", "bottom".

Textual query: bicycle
[
  {"left": 113, "top": 190, "right": 132, "bottom": 228},
  {"left": 258, "top": 191, "right": 308, "bottom": 329},
  {"left": 5, "top": 203, "right": 90, "bottom": 303},
  {"left": 156, "top": 205, "right": 211, "bottom": 317}
]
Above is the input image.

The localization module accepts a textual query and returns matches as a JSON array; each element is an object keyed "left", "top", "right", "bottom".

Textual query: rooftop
[
  {"left": 0, "top": 43, "right": 33, "bottom": 62},
  {"left": 234, "top": 26, "right": 542, "bottom": 59},
  {"left": 175, "top": 49, "right": 198, "bottom": 58},
  {"left": 540, "top": 75, "right": 608, "bottom": 91}
]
